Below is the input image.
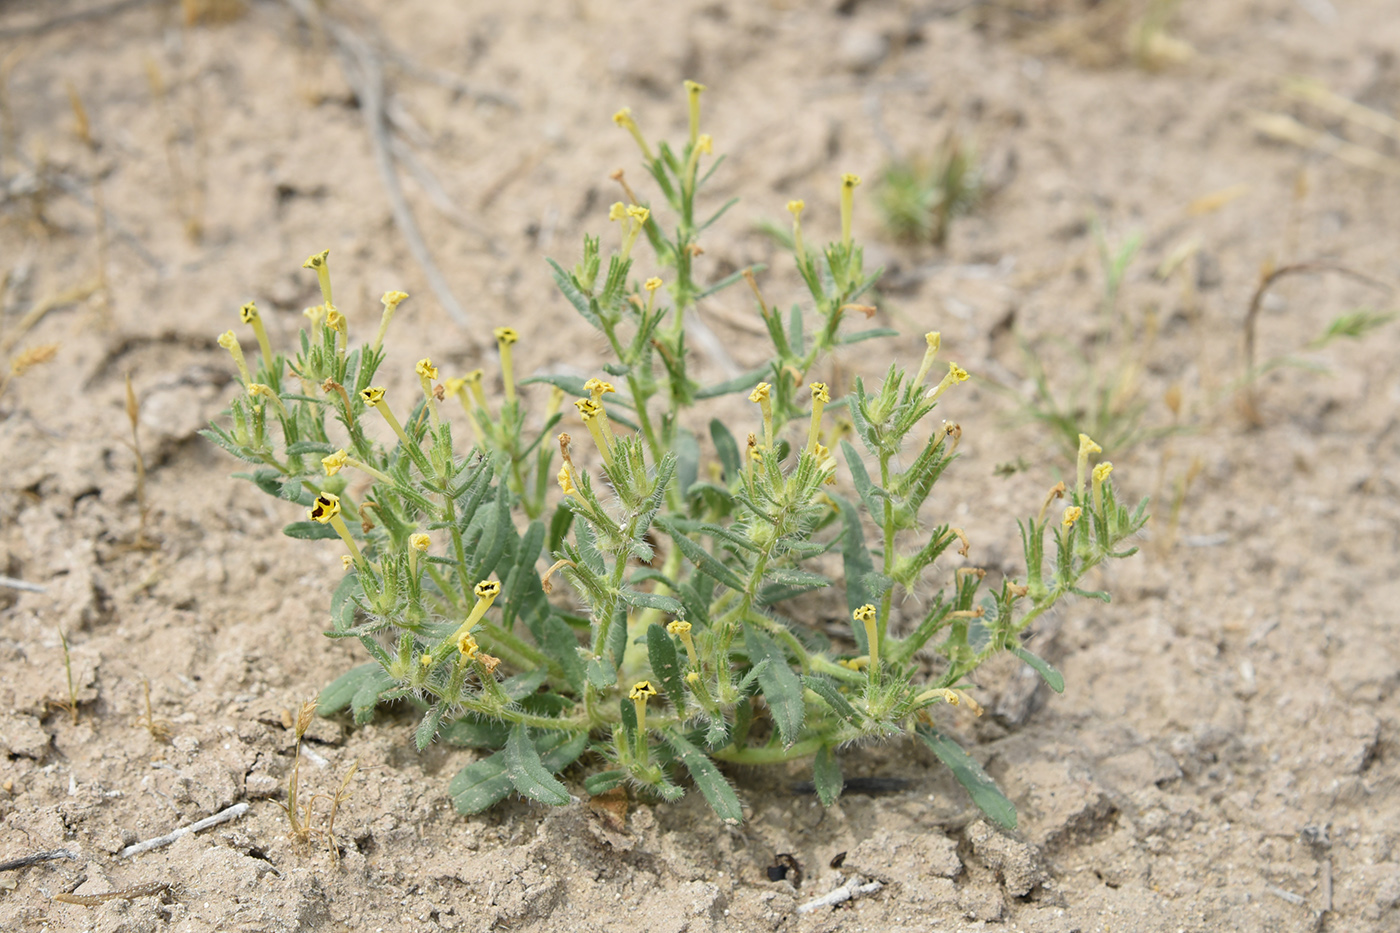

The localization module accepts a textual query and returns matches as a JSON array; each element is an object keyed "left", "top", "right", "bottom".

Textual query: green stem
[{"left": 713, "top": 736, "right": 824, "bottom": 765}]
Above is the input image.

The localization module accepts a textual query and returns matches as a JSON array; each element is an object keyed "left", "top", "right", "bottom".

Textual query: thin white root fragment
[
  {"left": 119, "top": 802, "right": 250, "bottom": 857},
  {"left": 795, "top": 876, "right": 883, "bottom": 914}
]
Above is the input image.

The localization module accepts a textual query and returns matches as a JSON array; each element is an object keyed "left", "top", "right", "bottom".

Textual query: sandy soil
[{"left": 1, "top": 1, "right": 1398, "bottom": 930}]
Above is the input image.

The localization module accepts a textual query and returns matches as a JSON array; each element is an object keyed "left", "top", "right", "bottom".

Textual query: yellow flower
[
  {"left": 341, "top": 555, "right": 354, "bottom": 571},
  {"left": 322, "top": 449, "right": 349, "bottom": 476},
  {"left": 806, "top": 383, "right": 830, "bottom": 454},
  {"left": 748, "top": 382, "right": 771, "bottom": 404},
  {"left": 684, "top": 79, "right": 706, "bottom": 143},
  {"left": 696, "top": 133, "right": 713, "bottom": 155},
  {"left": 410, "top": 533, "right": 431, "bottom": 552},
  {"left": 612, "top": 107, "right": 653, "bottom": 160},
  {"left": 644, "top": 277, "right": 663, "bottom": 292},
  {"left": 914, "top": 331, "right": 942, "bottom": 387},
  {"left": 457, "top": 632, "right": 479, "bottom": 659},
  {"left": 626, "top": 205, "right": 650, "bottom": 225},
  {"left": 575, "top": 397, "right": 602, "bottom": 420},
  {"left": 239, "top": 302, "right": 259, "bottom": 325},
  {"left": 853, "top": 603, "right": 881, "bottom": 674},
  {"left": 309, "top": 492, "right": 341, "bottom": 524},
  {"left": 416, "top": 358, "right": 438, "bottom": 380},
  {"left": 557, "top": 465, "right": 577, "bottom": 496},
  {"left": 810, "top": 382, "right": 830, "bottom": 404},
  {"left": 360, "top": 386, "right": 385, "bottom": 405},
  {"left": 474, "top": 580, "right": 501, "bottom": 601},
  {"left": 218, "top": 330, "right": 251, "bottom": 385},
  {"left": 609, "top": 201, "right": 628, "bottom": 222},
  {"left": 666, "top": 620, "right": 691, "bottom": 637},
  {"left": 612, "top": 107, "right": 634, "bottom": 126},
  {"left": 382, "top": 290, "right": 408, "bottom": 310},
  {"left": 1093, "top": 462, "right": 1114, "bottom": 484},
  {"left": 302, "top": 249, "right": 332, "bottom": 304},
  {"left": 930, "top": 361, "right": 970, "bottom": 402},
  {"left": 1062, "top": 505, "right": 1084, "bottom": 529},
  {"left": 493, "top": 327, "right": 519, "bottom": 346},
  {"left": 840, "top": 173, "right": 862, "bottom": 246},
  {"left": 629, "top": 680, "right": 658, "bottom": 701},
  {"left": 584, "top": 378, "right": 616, "bottom": 402},
  {"left": 852, "top": 604, "right": 877, "bottom": 624},
  {"left": 786, "top": 199, "right": 805, "bottom": 218},
  {"left": 948, "top": 362, "right": 969, "bottom": 383},
  {"left": 1076, "top": 433, "right": 1103, "bottom": 498},
  {"left": 443, "top": 376, "right": 467, "bottom": 397},
  {"left": 302, "top": 249, "right": 330, "bottom": 271}
]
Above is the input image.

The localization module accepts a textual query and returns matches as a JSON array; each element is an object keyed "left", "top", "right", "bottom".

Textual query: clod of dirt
[{"left": 965, "top": 819, "right": 1046, "bottom": 897}]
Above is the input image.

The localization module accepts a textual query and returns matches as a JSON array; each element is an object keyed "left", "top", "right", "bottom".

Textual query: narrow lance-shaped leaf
[
  {"left": 744, "top": 627, "right": 804, "bottom": 747},
  {"left": 503, "top": 722, "right": 571, "bottom": 806},
  {"left": 647, "top": 623, "right": 687, "bottom": 714},
  {"left": 813, "top": 745, "right": 843, "bottom": 807},
  {"left": 665, "top": 731, "right": 743, "bottom": 824},
  {"left": 916, "top": 724, "right": 1016, "bottom": 830}
]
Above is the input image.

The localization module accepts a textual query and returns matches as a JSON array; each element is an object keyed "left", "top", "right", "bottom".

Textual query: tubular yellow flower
[
  {"left": 410, "top": 533, "right": 431, "bottom": 552},
  {"left": 247, "top": 383, "right": 289, "bottom": 419},
  {"left": 620, "top": 205, "right": 650, "bottom": 260},
  {"left": 1062, "top": 505, "right": 1084, "bottom": 530},
  {"left": 1092, "top": 461, "right": 1114, "bottom": 513},
  {"left": 218, "top": 331, "right": 251, "bottom": 386},
  {"left": 853, "top": 603, "right": 880, "bottom": 673},
  {"left": 302, "top": 304, "right": 326, "bottom": 332},
  {"left": 309, "top": 492, "right": 365, "bottom": 568},
  {"left": 417, "top": 358, "right": 440, "bottom": 426},
  {"left": 360, "top": 386, "right": 412, "bottom": 448},
  {"left": 240, "top": 301, "right": 275, "bottom": 367},
  {"left": 630, "top": 680, "right": 658, "bottom": 735},
  {"left": 682, "top": 132, "right": 713, "bottom": 197},
  {"left": 929, "top": 361, "right": 970, "bottom": 401},
  {"left": 684, "top": 80, "right": 706, "bottom": 144},
  {"left": 325, "top": 305, "right": 347, "bottom": 354},
  {"left": 463, "top": 369, "right": 487, "bottom": 408},
  {"left": 584, "top": 378, "right": 616, "bottom": 404},
  {"left": 840, "top": 173, "right": 862, "bottom": 247},
  {"left": 494, "top": 327, "right": 518, "bottom": 405},
  {"left": 302, "top": 249, "right": 332, "bottom": 305},
  {"left": 556, "top": 465, "right": 577, "bottom": 496},
  {"left": 457, "top": 631, "right": 479, "bottom": 660},
  {"left": 445, "top": 374, "right": 484, "bottom": 443},
  {"left": 546, "top": 385, "right": 565, "bottom": 420},
  {"left": 1076, "top": 433, "right": 1103, "bottom": 499},
  {"left": 575, "top": 397, "right": 615, "bottom": 467},
  {"left": 322, "top": 449, "right": 349, "bottom": 476},
  {"left": 749, "top": 382, "right": 774, "bottom": 450},
  {"left": 914, "top": 331, "right": 942, "bottom": 387},
  {"left": 806, "top": 382, "right": 830, "bottom": 454},
  {"left": 612, "top": 107, "right": 653, "bottom": 161},
  {"left": 374, "top": 290, "right": 409, "bottom": 350},
  {"left": 667, "top": 620, "right": 698, "bottom": 665},
  {"left": 449, "top": 579, "right": 502, "bottom": 647},
  {"left": 786, "top": 199, "right": 808, "bottom": 267},
  {"left": 608, "top": 201, "right": 628, "bottom": 223}
]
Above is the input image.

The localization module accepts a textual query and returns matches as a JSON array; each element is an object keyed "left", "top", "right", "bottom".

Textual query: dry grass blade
[
  {"left": 1248, "top": 111, "right": 1400, "bottom": 178},
  {"left": 1282, "top": 78, "right": 1400, "bottom": 144}
]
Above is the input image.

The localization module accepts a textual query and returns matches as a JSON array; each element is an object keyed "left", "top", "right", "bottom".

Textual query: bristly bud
[
  {"left": 1076, "top": 433, "right": 1103, "bottom": 499},
  {"left": 612, "top": 107, "right": 654, "bottom": 161},
  {"left": 914, "top": 332, "right": 942, "bottom": 387}
]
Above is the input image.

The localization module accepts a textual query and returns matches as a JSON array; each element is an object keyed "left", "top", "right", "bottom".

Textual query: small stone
[{"left": 838, "top": 29, "right": 888, "bottom": 73}]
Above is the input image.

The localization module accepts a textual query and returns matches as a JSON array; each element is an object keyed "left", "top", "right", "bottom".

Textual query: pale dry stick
[
  {"left": 54, "top": 881, "right": 171, "bottom": 906},
  {"left": 1240, "top": 261, "right": 1393, "bottom": 419},
  {"left": 280, "top": 0, "right": 470, "bottom": 329},
  {"left": 0, "top": 575, "right": 46, "bottom": 593},
  {"left": 119, "top": 802, "right": 250, "bottom": 857},
  {"left": 795, "top": 877, "right": 883, "bottom": 914},
  {"left": 0, "top": 849, "right": 78, "bottom": 872},
  {"left": 0, "top": 0, "right": 157, "bottom": 41}
]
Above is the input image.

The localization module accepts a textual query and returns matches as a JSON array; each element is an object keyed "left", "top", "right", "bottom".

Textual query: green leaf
[
  {"left": 547, "top": 502, "right": 575, "bottom": 554},
  {"left": 656, "top": 517, "right": 746, "bottom": 592},
  {"left": 695, "top": 365, "right": 773, "bottom": 400},
  {"left": 836, "top": 327, "right": 899, "bottom": 345},
  {"left": 586, "top": 656, "right": 617, "bottom": 689},
  {"left": 350, "top": 666, "right": 396, "bottom": 724},
  {"left": 1011, "top": 646, "right": 1065, "bottom": 693},
  {"left": 317, "top": 662, "right": 382, "bottom": 714},
  {"left": 415, "top": 704, "right": 445, "bottom": 750},
  {"left": 674, "top": 428, "right": 700, "bottom": 499},
  {"left": 618, "top": 589, "right": 685, "bottom": 615},
  {"left": 916, "top": 724, "right": 1016, "bottom": 829},
  {"left": 520, "top": 372, "right": 636, "bottom": 409},
  {"left": 646, "top": 623, "right": 687, "bottom": 714},
  {"left": 448, "top": 731, "right": 586, "bottom": 815},
  {"left": 709, "top": 419, "right": 741, "bottom": 482},
  {"left": 440, "top": 718, "right": 509, "bottom": 749},
  {"left": 744, "top": 628, "right": 804, "bottom": 747},
  {"left": 503, "top": 723, "right": 571, "bottom": 806},
  {"left": 834, "top": 495, "right": 874, "bottom": 653},
  {"left": 813, "top": 745, "right": 843, "bottom": 807},
  {"left": 804, "top": 675, "right": 863, "bottom": 729},
  {"left": 283, "top": 521, "right": 340, "bottom": 541},
  {"left": 841, "top": 440, "right": 887, "bottom": 516},
  {"left": 546, "top": 258, "right": 602, "bottom": 329},
  {"left": 665, "top": 731, "right": 743, "bottom": 823},
  {"left": 584, "top": 770, "right": 627, "bottom": 795},
  {"left": 539, "top": 615, "right": 586, "bottom": 693}
]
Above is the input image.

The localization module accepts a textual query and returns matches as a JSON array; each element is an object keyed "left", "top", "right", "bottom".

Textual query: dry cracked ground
[{"left": 1, "top": 1, "right": 1398, "bottom": 931}]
